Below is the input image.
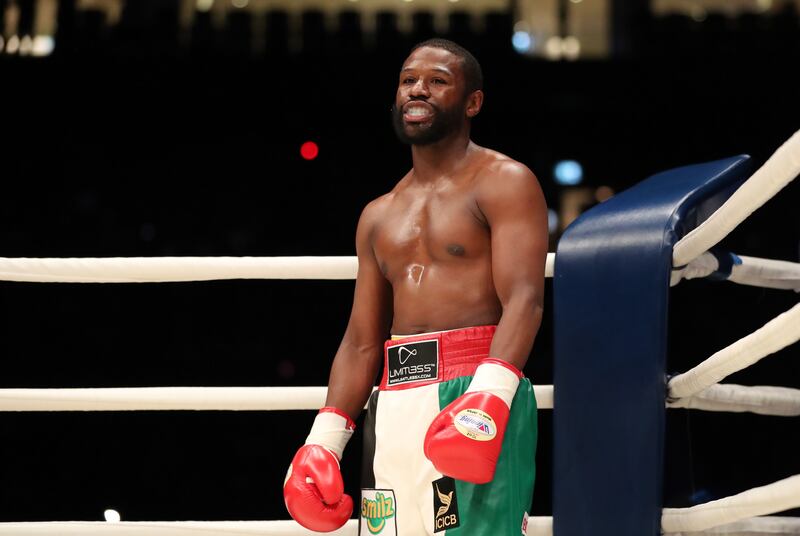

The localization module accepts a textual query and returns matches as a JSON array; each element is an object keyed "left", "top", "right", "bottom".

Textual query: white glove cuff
[
  {"left": 465, "top": 359, "right": 522, "bottom": 409},
  {"left": 304, "top": 409, "right": 355, "bottom": 461}
]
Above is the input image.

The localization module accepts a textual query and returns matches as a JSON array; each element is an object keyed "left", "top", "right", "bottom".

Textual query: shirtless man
[{"left": 284, "top": 39, "right": 548, "bottom": 536}]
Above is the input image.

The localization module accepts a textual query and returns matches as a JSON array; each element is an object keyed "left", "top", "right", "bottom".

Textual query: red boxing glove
[
  {"left": 424, "top": 358, "right": 522, "bottom": 484},
  {"left": 284, "top": 407, "right": 355, "bottom": 532}
]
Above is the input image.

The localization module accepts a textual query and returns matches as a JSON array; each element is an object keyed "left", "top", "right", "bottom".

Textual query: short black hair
[{"left": 409, "top": 38, "right": 483, "bottom": 95}]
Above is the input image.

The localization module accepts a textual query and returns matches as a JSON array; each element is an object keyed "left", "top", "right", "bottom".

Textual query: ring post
[{"left": 553, "top": 155, "right": 752, "bottom": 535}]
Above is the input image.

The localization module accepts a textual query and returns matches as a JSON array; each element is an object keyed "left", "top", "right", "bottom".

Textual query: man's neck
[{"left": 410, "top": 130, "right": 473, "bottom": 183}]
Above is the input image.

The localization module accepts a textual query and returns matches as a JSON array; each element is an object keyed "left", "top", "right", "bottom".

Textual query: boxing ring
[{"left": 0, "top": 131, "right": 797, "bottom": 535}]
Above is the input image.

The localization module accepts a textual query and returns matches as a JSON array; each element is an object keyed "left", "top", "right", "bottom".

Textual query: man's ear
[{"left": 465, "top": 90, "right": 484, "bottom": 118}]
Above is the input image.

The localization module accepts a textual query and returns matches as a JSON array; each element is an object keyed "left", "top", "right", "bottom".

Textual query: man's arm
[
  {"left": 284, "top": 199, "right": 391, "bottom": 531},
  {"left": 477, "top": 161, "right": 549, "bottom": 370},
  {"left": 423, "top": 164, "right": 546, "bottom": 483},
  {"left": 325, "top": 199, "right": 393, "bottom": 420}
]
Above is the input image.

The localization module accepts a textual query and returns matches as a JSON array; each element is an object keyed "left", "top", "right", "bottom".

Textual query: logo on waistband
[
  {"left": 432, "top": 477, "right": 460, "bottom": 532},
  {"left": 398, "top": 346, "right": 417, "bottom": 364},
  {"left": 386, "top": 339, "right": 438, "bottom": 387},
  {"left": 360, "top": 489, "right": 397, "bottom": 535}
]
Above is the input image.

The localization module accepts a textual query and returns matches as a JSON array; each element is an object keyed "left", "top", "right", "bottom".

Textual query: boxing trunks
[{"left": 359, "top": 325, "right": 538, "bottom": 536}]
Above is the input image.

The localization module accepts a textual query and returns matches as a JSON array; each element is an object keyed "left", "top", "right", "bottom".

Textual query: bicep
[{"left": 482, "top": 169, "right": 549, "bottom": 305}]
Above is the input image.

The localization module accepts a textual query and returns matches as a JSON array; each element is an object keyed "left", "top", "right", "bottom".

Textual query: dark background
[{"left": 0, "top": 0, "right": 798, "bottom": 524}]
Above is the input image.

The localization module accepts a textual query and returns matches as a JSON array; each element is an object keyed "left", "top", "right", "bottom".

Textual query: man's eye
[
  {"left": 403, "top": 78, "right": 415, "bottom": 84},
  {"left": 432, "top": 78, "right": 447, "bottom": 84}
]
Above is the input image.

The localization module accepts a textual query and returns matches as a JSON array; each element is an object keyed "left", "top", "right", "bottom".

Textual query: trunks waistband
[{"left": 379, "top": 325, "right": 496, "bottom": 391}]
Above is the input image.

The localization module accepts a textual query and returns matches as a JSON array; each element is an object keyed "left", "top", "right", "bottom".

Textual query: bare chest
[{"left": 372, "top": 188, "right": 488, "bottom": 274}]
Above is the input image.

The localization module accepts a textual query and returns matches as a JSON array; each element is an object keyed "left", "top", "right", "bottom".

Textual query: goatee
[{"left": 391, "top": 101, "right": 463, "bottom": 146}]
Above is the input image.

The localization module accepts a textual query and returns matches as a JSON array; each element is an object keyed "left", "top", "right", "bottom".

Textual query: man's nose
[{"left": 410, "top": 79, "right": 430, "bottom": 98}]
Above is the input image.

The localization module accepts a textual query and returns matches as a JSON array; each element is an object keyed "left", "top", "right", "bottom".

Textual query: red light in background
[{"left": 300, "top": 141, "right": 319, "bottom": 160}]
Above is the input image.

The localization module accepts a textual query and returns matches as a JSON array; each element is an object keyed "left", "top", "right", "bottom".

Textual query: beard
[{"left": 391, "top": 99, "right": 464, "bottom": 146}]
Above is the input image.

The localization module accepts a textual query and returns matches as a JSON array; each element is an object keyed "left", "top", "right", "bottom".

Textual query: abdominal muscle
[{"left": 389, "top": 259, "right": 502, "bottom": 335}]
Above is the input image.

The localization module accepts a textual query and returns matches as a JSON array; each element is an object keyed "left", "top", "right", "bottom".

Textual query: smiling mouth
[{"left": 403, "top": 104, "right": 434, "bottom": 123}]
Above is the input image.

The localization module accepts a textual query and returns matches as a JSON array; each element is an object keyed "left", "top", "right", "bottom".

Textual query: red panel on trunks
[{"left": 379, "top": 325, "right": 496, "bottom": 391}]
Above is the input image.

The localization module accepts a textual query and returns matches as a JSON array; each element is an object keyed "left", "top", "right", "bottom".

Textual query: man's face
[{"left": 392, "top": 47, "right": 469, "bottom": 146}]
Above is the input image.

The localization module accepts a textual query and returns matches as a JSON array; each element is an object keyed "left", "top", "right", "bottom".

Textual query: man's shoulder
[
  {"left": 470, "top": 148, "right": 544, "bottom": 215},
  {"left": 473, "top": 147, "right": 538, "bottom": 186},
  {"left": 359, "top": 189, "right": 396, "bottom": 228},
  {"left": 363, "top": 192, "right": 392, "bottom": 215}
]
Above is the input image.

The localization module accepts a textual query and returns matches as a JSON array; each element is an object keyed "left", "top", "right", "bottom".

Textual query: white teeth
[{"left": 407, "top": 107, "right": 430, "bottom": 117}]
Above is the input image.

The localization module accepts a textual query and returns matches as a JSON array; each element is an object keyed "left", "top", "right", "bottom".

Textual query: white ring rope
[
  {"left": 671, "top": 253, "right": 800, "bottom": 291},
  {"left": 0, "top": 520, "right": 358, "bottom": 536},
  {"left": 7, "top": 381, "right": 798, "bottom": 416},
  {"left": 0, "top": 256, "right": 360, "bottom": 282},
  {"left": 667, "top": 516, "right": 800, "bottom": 535},
  {"left": 728, "top": 256, "right": 800, "bottom": 292},
  {"left": 662, "top": 474, "right": 800, "bottom": 533},
  {"left": 668, "top": 302, "right": 800, "bottom": 400},
  {"left": 4, "top": 513, "right": 799, "bottom": 535},
  {"left": 1, "top": 249, "right": 795, "bottom": 292},
  {"left": 0, "top": 517, "right": 554, "bottom": 536},
  {"left": 667, "top": 383, "right": 800, "bottom": 417},
  {"left": 0, "top": 253, "right": 556, "bottom": 283},
  {"left": 0, "top": 385, "right": 555, "bottom": 412},
  {"left": 672, "top": 129, "right": 800, "bottom": 267}
]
